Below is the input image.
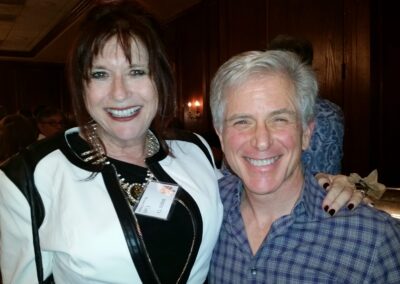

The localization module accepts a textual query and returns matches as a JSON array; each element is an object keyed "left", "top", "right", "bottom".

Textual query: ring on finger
[{"left": 357, "top": 189, "right": 367, "bottom": 198}]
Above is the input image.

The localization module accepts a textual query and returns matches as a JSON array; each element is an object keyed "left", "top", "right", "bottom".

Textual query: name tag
[{"left": 135, "top": 181, "right": 179, "bottom": 220}]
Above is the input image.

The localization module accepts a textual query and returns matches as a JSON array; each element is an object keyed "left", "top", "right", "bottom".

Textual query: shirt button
[{"left": 251, "top": 268, "right": 257, "bottom": 276}]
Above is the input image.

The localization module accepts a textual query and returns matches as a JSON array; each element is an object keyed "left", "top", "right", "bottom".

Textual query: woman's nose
[{"left": 111, "top": 76, "right": 129, "bottom": 101}]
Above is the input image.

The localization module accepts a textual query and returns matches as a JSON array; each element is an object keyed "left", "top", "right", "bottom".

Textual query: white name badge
[{"left": 134, "top": 181, "right": 179, "bottom": 220}]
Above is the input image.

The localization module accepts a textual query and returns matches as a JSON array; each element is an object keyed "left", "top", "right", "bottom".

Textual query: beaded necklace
[{"left": 80, "top": 122, "right": 160, "bottom": 205}]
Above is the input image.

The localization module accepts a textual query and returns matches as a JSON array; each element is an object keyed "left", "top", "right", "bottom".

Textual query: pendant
[{"left": 126, "top": 183, "right": 144, "bottom": 204}]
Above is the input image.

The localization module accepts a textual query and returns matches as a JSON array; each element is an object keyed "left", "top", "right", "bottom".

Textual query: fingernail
[
  {"left": 347, "top": 203, "right": 354, "bottom": 210},
  {"left": 328, "top": 209, "right": 336, "bottom": 216},
  {"left": 323, "top": 183, "right": 329, "bottom": 190},
  {"left": 324, "top": 205, "right": 329, "bottom": 212},
  {"left": 368, "top": 203, "right": 375, "bottom": 208}
]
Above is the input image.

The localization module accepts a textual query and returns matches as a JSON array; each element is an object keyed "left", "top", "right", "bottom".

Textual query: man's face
[
  {"left": 217, "top": 73, "right": 313, "bottom": 196},
  {"left": 37, "top": 113, "right": 65, "bottom": 137}
]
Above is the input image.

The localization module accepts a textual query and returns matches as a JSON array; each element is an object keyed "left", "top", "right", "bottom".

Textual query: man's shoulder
[{"left": 336, "top": 204, "right": 400, "bottom": 241}]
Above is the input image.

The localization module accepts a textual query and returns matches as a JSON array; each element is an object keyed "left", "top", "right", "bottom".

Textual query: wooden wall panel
[
  {"left": 266, "top": 0, "right": 344, "bottom": 109},
  {"left": 0, "top": 62, "right": 68, "bottom": 116},
  {"left": 371, "top": 0, "right": 400, "bottom": 186},
  {"left": 165, "top": 4, "right": 211, "bottom": 134},
  {"left": 218, "top": 0, "right": 267, "bottom": 61},
  {"left": 165, "top": 0, "right": 375, "bottom": 180},
  {"left": 342, "top": 0, "right": 372, "bottom": 178},
  {"left": 0, "top": 66, "right": 18, "bottom": 113}
]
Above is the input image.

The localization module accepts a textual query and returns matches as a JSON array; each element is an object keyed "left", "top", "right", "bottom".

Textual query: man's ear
[
  {"left": 214, "top": 126, "right": 224, "bottom": 152},
  {"left": 302, "top": 120, "right": 315, "bottom": 151}
]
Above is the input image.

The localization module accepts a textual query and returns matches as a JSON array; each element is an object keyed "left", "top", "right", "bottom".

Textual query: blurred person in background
[
  {"left": 0, "top": 114, "right": 37, "bottom": 163},
  {"left": 35, "top": 106, "right": 67, "bottom": 140}
]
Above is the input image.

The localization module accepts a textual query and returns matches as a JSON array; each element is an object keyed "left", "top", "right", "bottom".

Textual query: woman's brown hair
[{"left": 65, "top": 0, "right": 175, "bottom": 151}]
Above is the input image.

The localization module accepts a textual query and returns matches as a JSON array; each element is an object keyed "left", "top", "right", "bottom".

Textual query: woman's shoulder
[
  {"left": 1, "top": 132, "right": 64, "bottom": 169},
  {"left": 0, "top": 132, "right": 64, "bottom": 189},
  {"left": 163, "top": 128, "right": 203, "bottom": 144},
  {"left": 163, "top": 128, "right": 214, "bottom": 166}
]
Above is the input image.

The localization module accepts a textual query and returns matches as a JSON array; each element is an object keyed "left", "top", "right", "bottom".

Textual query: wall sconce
[{"left": 187, "top": 100, "right": 201, "bottom": 119}]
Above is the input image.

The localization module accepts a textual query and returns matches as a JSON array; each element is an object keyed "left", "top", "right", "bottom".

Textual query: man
[
  {"left": 208, "top": 50, "right": 400, "bottom": 283},
  {"left": 268, "top": 34, "right": 344, "bottom": 174},
  {"left": 35, "top": 106, "right": 66, "bottom": 140}
]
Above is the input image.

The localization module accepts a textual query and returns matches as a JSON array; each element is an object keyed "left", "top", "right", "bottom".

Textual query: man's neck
[{"left": 240, "top": 172, "right": 304, "bottom": 255}]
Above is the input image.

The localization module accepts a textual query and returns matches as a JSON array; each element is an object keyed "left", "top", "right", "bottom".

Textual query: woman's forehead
[{"left": 95, "top": 36, "right": 149, "bottom": 64}]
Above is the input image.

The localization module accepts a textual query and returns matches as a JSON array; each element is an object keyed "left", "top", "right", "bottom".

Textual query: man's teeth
[
  {"left": 107, "top": 107, "right": 140, "bottom": 118},
  {"left": 247, "top": 156, "right": 279, "bottom": 166}
]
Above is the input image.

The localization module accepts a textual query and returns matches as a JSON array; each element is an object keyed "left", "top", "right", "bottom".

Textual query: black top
[{"left": 71, "top": 133, "right": 201, "bottom": 283}]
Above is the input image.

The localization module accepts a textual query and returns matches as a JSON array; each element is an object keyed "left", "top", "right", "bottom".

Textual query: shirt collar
[
  {"left": 227, "top": 169, "right": 327, "bottom": 221},
  {"left": 293, "top": 170, "right": 328, "bottom": 220}
]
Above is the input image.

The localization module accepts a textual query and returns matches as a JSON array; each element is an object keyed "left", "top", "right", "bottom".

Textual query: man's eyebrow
[
  {"left": 270, "top": 109, "right": 297, "bottom": 116},
  {"left": 225, "top": 113, "right": 252, "bottom": 122},
  {"left": 226, "top": 109, "right": 296, "bottom": 120}
]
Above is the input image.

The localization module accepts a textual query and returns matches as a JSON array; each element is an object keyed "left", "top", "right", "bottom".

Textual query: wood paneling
[
  {"left": 165, "top": 0, "right": 380, "bottom": 182},
  {"left": 342, "top": 0, "right": 371, "bottom": 178},
  {"left": 371, "top": 0, "right": 400, "bottom": 186},
  {"left": 218, "top": 0, "right": 267, "bottom": 61},
  {"left": 2, "top": 0, "right": 397, "bottom": 185},
  {"left": 0, "top": 62, "right": 69, "bottom": 115},
  {"left": 266, "top": 0, "right": 345, "bottom": 107},
  {"left": 165, "top": 2, "right": 214, "bottom": 134}
]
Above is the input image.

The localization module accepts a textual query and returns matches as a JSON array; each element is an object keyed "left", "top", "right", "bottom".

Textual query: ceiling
[{"left": 0, "top": 0, "right": 200, "bottom": 63}]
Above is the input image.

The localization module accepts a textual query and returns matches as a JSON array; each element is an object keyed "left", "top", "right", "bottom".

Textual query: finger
[
  {"left": 315, "top": 173, "right": 334, "bottom": 190},
  {"left": 321, "top": 174, "right": 355, "bottom": 214},
  {"left": 347, "top": 191, "right": 376, "bottom": 210},
  {"left": 345, "top": 190, "right": 365, "bottom": 211},
  {"left": 322, "top": 184, "right": 354, "bottom": 215},
  {"left": 363, "top": 196, "right": 375, "bottom": 207}
]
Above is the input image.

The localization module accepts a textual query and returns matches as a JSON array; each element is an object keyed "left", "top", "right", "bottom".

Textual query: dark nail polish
[
  {"left": 323, "top": 183, "right": 329, "bottom": 190},
  {"left": 328, "top": 209, "right": 336, "bottom": 216},
  {"left": 324, "top": 205, "right": 329, "bottom": 212},
  {"left": 347, "top": 203, "right": 354, "bottom": 210}
]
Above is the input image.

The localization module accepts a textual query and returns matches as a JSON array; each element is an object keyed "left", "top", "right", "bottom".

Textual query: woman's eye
[
  {"left": 90, "top": 71, "right": 108, "bottom": 79},
  {"left": 129, "top": 69, "right": 146, "bottom": 76}
]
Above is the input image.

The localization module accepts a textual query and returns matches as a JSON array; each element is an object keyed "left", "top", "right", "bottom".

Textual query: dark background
[{"left": 0, "top": 0, "right": 398, "bottom": 186}]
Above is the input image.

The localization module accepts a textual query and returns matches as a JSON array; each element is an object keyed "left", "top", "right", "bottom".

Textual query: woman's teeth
[{"left": 107, "top": 106, "right": 141, "bottom": 118}]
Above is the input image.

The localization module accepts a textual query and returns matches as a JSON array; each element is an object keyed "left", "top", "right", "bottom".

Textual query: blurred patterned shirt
[
  {"left": 209, "top": 172, "right": 400, "bottom": 283},
  {"left": 302, "top": 97, "right": 344, "bottom": 174}
]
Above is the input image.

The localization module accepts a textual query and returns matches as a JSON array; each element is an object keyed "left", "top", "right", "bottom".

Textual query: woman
[
  {"left": 0, "top": 2, "right": 221, "bottom": 283},
  {"left": 0, "top": 1, "right": 365, "bottom": 283}
]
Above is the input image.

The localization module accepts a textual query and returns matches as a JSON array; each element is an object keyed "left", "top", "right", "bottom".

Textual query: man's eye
[
  {"left": 90, "top": 71, "right": 108, "bottom": 79},
  {"left": 274, "top": 117, "right": 289, "bottom": 123},
  {"left": 233, "top": 119, "right": 249, "bottom": 126}
]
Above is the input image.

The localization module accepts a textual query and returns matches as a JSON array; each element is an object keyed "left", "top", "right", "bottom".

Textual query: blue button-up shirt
[{"left": 209, "top": 172, "right": 400, "bottom": 283}]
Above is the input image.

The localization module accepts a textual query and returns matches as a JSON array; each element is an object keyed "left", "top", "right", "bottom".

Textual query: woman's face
[{"left": 84, "top": 37, "right": 158, "bottom": 149}]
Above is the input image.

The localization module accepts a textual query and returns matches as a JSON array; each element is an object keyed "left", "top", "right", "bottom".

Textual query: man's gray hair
[{"left": 210, "top": 50, "right": 318, "bottom": 132}]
